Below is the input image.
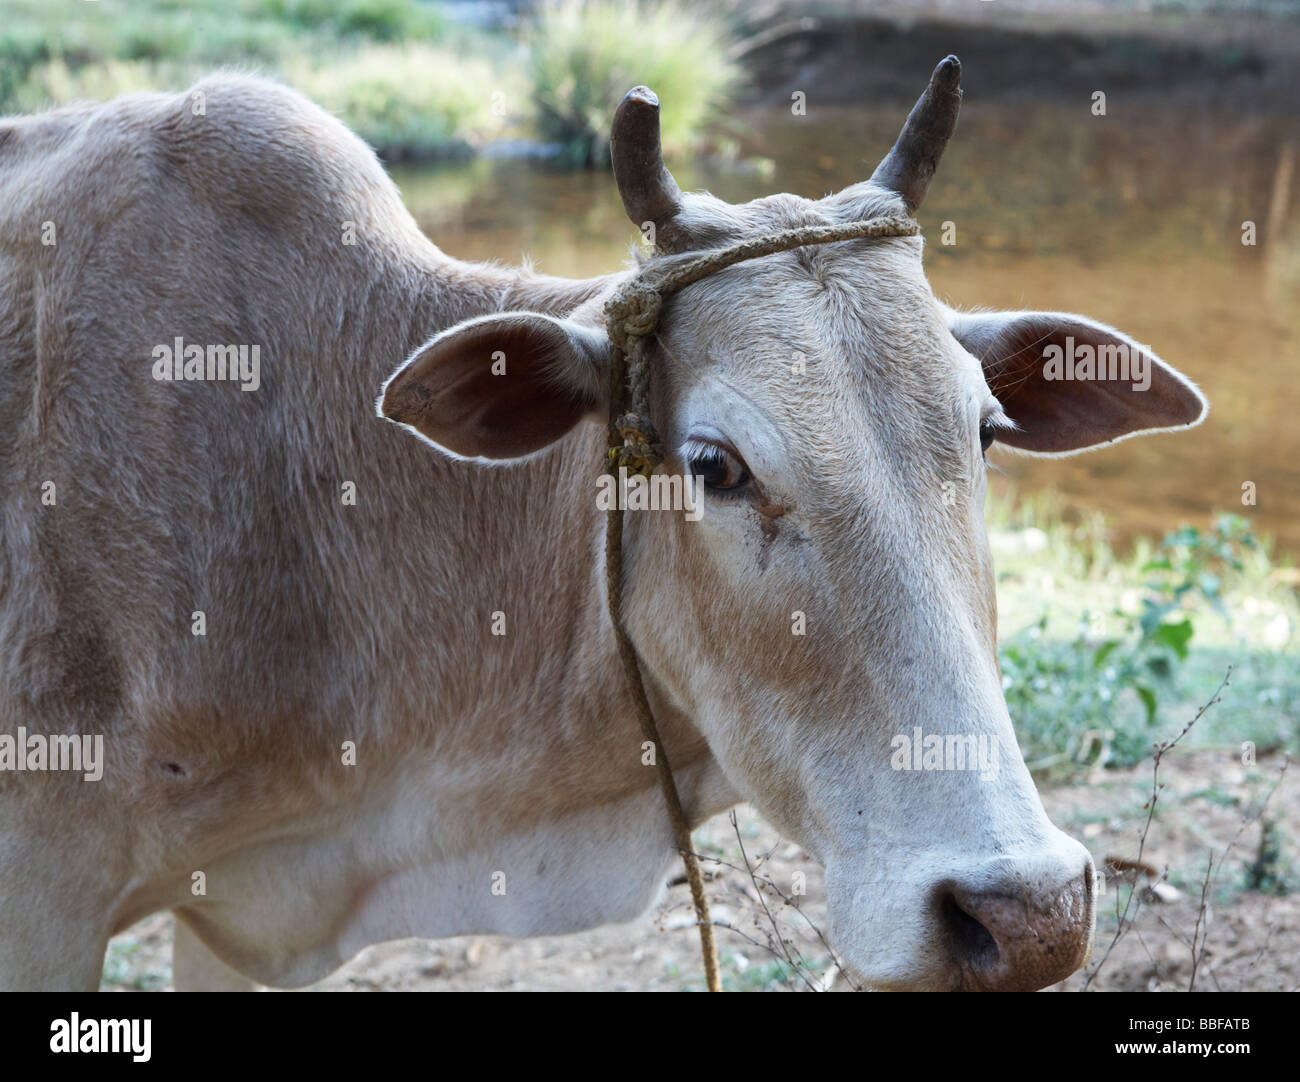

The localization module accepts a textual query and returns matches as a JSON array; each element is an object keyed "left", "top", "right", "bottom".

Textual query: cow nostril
[
  {"left": 942, "top": 874, "right": 1095, "bottom": 991},
  {"left": 940, "top": 892, "right": 999, "bottom": 971}
]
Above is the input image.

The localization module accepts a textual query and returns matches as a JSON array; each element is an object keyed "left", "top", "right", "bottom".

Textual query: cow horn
[
  {"left": 870, "top": 55, "right": 963, "bottom": 214},
  {"left": 611, "top": 86, "right": 685, "bottom": 250}
]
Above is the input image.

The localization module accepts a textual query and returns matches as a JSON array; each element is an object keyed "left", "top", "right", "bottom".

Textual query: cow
[{"left": 0, "top": 56, "right": 1205, "bottom": 992}]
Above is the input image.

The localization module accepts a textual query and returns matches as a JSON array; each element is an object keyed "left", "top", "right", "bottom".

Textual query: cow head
[{"left": 380, "top": 57, "right": 1206, "bottom": 991}]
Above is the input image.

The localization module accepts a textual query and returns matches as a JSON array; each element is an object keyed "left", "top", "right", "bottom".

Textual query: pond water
[{"left": 391, "top": 100, "right": 1299, "bottom": 555}]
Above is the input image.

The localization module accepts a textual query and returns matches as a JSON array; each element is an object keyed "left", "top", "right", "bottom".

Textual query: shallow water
[{"left": 391, "top": 100, "right": 1299, "bottom": 554}]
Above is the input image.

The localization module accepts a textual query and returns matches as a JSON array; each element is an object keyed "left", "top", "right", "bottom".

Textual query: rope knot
[
  {"left": 604, "top": 280, "right": 662, "bottom": 351},
  {"left": 605, "top": 278, "right": 665, "bottom": 476},
  {"left": 606, "top": 411, "right": 663, "bottom": 477}
]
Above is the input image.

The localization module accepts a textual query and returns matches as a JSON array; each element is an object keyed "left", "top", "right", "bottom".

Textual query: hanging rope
[{"left": 600, "top": 214, "right": 921, "bottom": 992}]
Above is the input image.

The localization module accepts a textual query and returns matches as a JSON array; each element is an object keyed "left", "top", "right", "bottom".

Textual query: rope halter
[{"left": 604, "top": 214, "right": 920, "bottom": 476}]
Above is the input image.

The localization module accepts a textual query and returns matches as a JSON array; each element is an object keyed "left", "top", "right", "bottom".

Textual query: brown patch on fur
[
  {"left": 748, "top": 484, "right": 789, "bottom": 544},
  {"left": 29, "top": 524, "right": 125, "bottom": 727}
]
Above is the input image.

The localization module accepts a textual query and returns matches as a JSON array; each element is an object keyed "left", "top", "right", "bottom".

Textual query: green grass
[
  {"left": 1, "top": 0, "right": 741, "bottom": 162},
  {"left": 100, "top": 935, "right": 169, "bottom": 991},
  {"left": 720, "top": 952, "right": 819, "bottom": 992},
  {"left": 285, "top": 43, "right": 520, "bottom": 159}
]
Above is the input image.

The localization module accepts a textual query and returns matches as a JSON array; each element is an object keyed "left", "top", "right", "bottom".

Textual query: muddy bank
[{"left": 740, "top": 3, "right": 1300, "bottom": 114}]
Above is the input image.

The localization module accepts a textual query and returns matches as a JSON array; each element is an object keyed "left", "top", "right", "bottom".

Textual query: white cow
[{"left": 0, "top": 58, "right": 1204, "bottom": 990}]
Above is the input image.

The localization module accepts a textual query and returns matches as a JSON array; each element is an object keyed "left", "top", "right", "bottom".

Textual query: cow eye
[
  {"left": 979, "top": 421, "right": 996, "bottom": 453},
  {"left": 686, "top": 441, "right": 751, "bottom": 492}
]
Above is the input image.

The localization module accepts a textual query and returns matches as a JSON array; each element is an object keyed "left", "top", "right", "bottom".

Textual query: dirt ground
[{"left": 100, "top": 747, "right": 1296, "bottom": 992}]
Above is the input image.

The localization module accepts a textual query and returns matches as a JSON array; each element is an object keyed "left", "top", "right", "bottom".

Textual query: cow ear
[
  {"left": 380, "top": 312, "right": 611, "bottom": 460},
  {"left": 946, "top": 309, "right": 1207, "bottom": 454}
]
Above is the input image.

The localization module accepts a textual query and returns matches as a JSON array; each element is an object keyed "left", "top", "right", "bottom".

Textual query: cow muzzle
[{"left": 940, "top": 853, "right": 1096, "bottom": 992}]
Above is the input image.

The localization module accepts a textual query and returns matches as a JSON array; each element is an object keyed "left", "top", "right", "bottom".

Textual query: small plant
[
  {"left": 1245, "top": 815, "right": 1293, "bottom": 895},
  {"left": 1141, "top": 513, "right": 1259, "bottom": 623},
  {"left": 1003, "top": 514, "right": 1264, "bottom": 771},
  {"left": 525, "top": 0, "right": 741, "bottom": 167}
]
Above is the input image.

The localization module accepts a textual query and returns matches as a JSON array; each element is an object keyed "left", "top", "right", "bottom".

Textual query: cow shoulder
[
  {"left": 149, "top": 74, "right": 415, "bottom": 239},
  {"left": 0, "top": 74, "right": 417, "bottom": 261}
]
